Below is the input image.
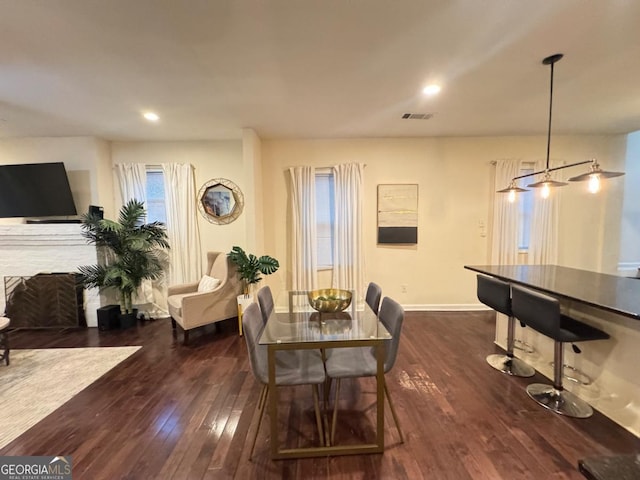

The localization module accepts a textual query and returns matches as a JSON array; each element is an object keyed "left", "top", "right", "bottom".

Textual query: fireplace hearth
[
  {"left": 4, "top": 273, "right": 86, "bottom": 328},
  {"left": 0, "top": 224, "right": 100, "bottom": 327}
]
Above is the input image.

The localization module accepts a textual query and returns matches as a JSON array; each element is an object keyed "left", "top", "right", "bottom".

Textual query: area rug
[{"left": 0, "top": 346, "right": 141, "bottom": 449}]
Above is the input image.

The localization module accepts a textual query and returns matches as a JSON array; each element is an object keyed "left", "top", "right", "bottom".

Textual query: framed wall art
[
  {"left": 197, "top": 178, "right": 244, "bottom": 225},
  {"left": 377, "top": 184, "right": 418, "bottom": 244}
]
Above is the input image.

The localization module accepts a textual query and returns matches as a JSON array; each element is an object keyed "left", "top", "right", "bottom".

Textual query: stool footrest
[
  {"left": 549, "top": 361, "right": 593, "bottom": 385},
  {"left": 486, "top": 354, "right": 535, "bottom": 377},
  {"left": 513, "top": 339, "right": 535, "bottom": 354}
]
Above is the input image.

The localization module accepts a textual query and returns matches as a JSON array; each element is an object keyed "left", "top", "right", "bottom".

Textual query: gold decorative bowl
[{"left": 307, "top": 288, "right": 352, "bottom": 313}]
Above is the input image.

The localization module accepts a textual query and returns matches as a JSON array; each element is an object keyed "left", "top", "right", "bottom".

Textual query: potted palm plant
[{"left": 78, "top": 199, "right": 170, "bottom": 328}]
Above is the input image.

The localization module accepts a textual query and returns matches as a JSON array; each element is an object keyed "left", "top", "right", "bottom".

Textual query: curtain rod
[
  {"left": 115, "top": 163, "right": 197, "bottom": 170},
  {"left": 285, "top": 163, "right": 367, "bottom": 171}
]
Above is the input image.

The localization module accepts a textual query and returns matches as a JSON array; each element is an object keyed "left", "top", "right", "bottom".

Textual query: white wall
[
  {"left": 618, "top": 130, "right": 640, "bottom": 274},
  {"left": 0, "top": 136, "right": 111, "bottom": 223},
  {"left": 261, "top": 134, "right": 627, "bottom": 308},
  {"left": 243, "top": 128, "right": 264, "bottom": 254},
  {"left": 556, "top": 136, "right": 627, "bottom": 273},
  {"left": 94, "top": 139, "right": 115, "bottom": 219},
  {"left": 2, "top": 134, "right": 629, "bottom": 303},
  {"left": 110, "top": 140, "right": 246, "bottom": 273}
]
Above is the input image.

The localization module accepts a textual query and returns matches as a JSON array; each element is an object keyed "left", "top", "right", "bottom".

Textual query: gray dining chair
[
  {"left": 324, "top": 296, "right": 404, "bottom": 444},
  {"left": 256, "top": 285, "right": 274, "bottom": 324},
  {"left": 242, "top": 302, "right": 326, "bottom": 458},
  {"left": 365, "top": 282, "right": 382, "bottom": 315}
]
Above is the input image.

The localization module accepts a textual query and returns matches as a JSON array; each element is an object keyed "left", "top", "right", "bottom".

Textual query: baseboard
[
  {"left": 403, "top": 303, "right": 491, "bottom": 312},
  {"left": 617, "top": 262, "right": 640, "bottom": 276}
]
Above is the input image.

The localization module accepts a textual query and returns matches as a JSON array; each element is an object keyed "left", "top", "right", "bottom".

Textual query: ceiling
[{"left": 1, "top": 0, "right": 640, "bottom": 141}]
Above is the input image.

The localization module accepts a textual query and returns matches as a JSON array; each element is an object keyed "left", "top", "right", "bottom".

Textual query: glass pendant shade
[
  {"left": 527, "top": 172, "right": 567, "bottom": 199},
  {"left": 526, "top": 172, "right": 568, "bottom": 189},
  {"left": 496, "top": 182, "right": 528, "bottom": 194},
  {"left": 568, "top": 160, "right": 624, "bottom": 194},
  {"left": 568, "top": 161, "right": 624, "bottom": 182},
  {"left": 497, "top": 181, "right": 528, "bottom": 202}
]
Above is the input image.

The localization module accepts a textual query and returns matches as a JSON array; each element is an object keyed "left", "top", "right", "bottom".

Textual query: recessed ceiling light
[
  {"left": 422, "top": 84, "right": 441, "bottom": 96},
  {"left": 143, "top": 112, "right": 159, "bottom": 122}
]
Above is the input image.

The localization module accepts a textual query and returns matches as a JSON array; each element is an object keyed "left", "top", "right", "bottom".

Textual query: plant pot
[
  {"left": 237, "top": 294, "right": 254, "bottom": 336},
  {"left": 118, "top": 309, "right": 138, "bottom": 329},
  {"left": 97, "top": 305, "right": 121, "bottom": 331}
]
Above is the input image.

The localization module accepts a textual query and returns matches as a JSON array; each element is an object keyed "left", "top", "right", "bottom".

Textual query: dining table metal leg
[
  {"left": 249, "top": 385, "right": 269, "bottom": 460},
  {"left": 384, "top": 383, "right": 404, "bottom": 443},
  {"left": 268, "top": 346, "right": 279, "bottom": 459},
  {"left": 376, "top": 343, "right": 385, "bottom": 451},
  {"left": 312, "top": 384, "right": 325, "bottom": 446},
  {"left": 330, "top": 378, "right": 342, "bottom": 445}
]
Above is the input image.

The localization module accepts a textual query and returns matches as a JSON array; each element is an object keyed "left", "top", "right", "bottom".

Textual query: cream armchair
[{"left": 167, "top": 251, "right": 243, "bottom": 344}]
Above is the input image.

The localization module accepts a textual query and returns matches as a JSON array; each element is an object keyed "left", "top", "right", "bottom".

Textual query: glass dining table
[{"left": 259, "top": 294, "right": 391, "bottom": 459}]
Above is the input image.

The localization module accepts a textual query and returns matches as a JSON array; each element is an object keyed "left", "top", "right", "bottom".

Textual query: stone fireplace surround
[{"left": 0, "top": 224, "right": 99, "bottom": 327}]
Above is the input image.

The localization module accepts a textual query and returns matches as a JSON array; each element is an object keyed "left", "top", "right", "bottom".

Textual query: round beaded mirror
[{"left": 197, "top": 178, "right": 244, "bottom": 225}]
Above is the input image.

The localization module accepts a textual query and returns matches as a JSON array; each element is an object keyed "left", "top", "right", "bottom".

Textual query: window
[
  {"left": 315, "top": 171, "right": 335, "bottom": 269},
  {"left": 146, "top": 169, "right": 167, "bottom": 224},
  {"left": 517, "top": 163, "right": 534, "bottom": 251}
]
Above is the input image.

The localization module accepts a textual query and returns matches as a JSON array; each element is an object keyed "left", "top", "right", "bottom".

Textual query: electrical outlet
[
  {"left": 479, "top": 219, "right": 487, "bottom": 237},
  {"left": 401, "top": 284, "right": 408, "bottom": 293}
]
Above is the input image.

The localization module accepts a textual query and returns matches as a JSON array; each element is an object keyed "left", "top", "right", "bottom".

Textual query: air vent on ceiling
[{"left": 402, "top": 113, "right": 434, "bottom": 120}]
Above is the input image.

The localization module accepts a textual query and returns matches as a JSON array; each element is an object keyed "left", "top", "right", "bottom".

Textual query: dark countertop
[
  {"left": 464, "top": 264, "right": 640, "bottom": 320},
  {"left": 578, "top": 454, "right": 640, "bottom": 480}
]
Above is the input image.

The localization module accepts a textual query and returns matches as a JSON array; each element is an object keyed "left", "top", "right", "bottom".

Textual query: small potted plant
[
  {"left": 78, "top": 199, "right": 170, "bottom": 328},
  {"left": 227, "top": 246, "right": 279, "bottom": 296}
]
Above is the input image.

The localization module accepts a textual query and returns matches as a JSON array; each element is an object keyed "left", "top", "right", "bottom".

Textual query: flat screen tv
[{"left": 0, "top": 162, "right": 77, "bottom": 218}]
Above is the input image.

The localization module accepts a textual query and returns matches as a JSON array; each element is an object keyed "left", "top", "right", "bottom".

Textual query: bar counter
[
  {"left": 464, "top": 264, "right": 640, "bottom": 437},
  {"left": 464, "top": 264, "right": 640, "bottom": 320}
]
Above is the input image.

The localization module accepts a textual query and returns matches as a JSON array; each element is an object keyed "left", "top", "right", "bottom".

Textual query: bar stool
[
  {"left": 511, "top": 285, "right": 610, "bottom": 418},
  {"left": 476, "top": 275, "right": 535, "bottom": 377},
  {"left": 0, "top": 316, "right": 10, "bottom": 366}
]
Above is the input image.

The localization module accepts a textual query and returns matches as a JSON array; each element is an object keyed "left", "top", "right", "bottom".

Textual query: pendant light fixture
[
  {"left": 497, "top": 53, "right": 624, "bottom": 200},
  {"left": 567, "top": 159, "right": 625, "bottom": 193},
  {"left": 497, "top": 181, "right": 528, "bottom": 203},
  {"left": 526, "top": 54, "right": 567, "bottom": 195}
]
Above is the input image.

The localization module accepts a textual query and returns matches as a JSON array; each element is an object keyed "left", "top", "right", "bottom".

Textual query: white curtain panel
[
  {"left": 332, "top": 163, "right": 365, "bottom": 300},
  {"left": 289, "top": 166, "right": 318, "bottom": 290},
  {"left": 114, "top": 163, "right": 156, "bottom": 312},
  {"left": 528, "top": 160, "right": 561, "bottom": 265},
  {"left": 115, "top": 163, "right": 147, "bottom": 209},
  {"left": 491, "top": 159, "right": 521, "bottom": 264},
  {"left": 162, "top": 163, "right": 202, "bottom": 286}
]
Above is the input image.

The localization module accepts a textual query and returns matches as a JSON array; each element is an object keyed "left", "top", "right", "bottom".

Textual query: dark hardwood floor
[{"left": 1, "top": 311, "right": 638, "bottom": 479}]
